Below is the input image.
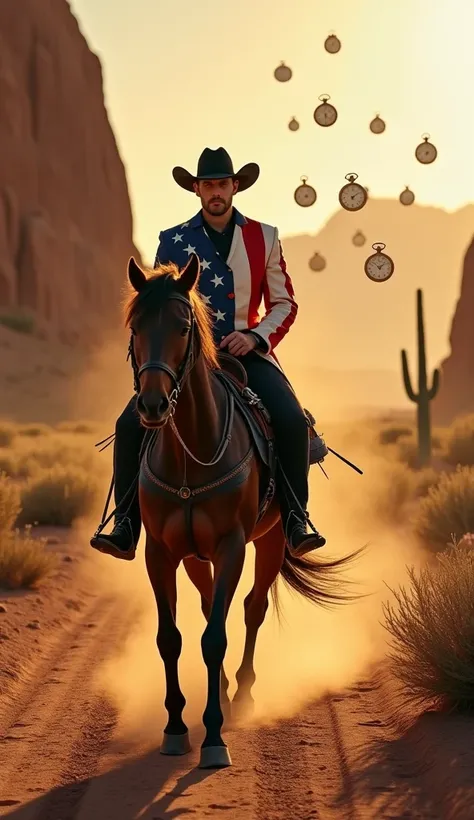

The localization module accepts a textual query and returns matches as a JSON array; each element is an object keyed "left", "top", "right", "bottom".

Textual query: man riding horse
[{"left": 90, "top": 147, "right": 326, "bottom": 560}]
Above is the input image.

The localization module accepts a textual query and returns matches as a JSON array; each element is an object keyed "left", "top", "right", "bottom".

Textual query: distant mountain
[{"left": 278, "top": 200, "right": 474, "bottom": 391}]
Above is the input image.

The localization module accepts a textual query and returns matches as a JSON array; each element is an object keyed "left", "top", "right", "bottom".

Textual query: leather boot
[
  {"left": 286, "top": 512, "right": 326, "bottom": 556},
  {"left": 90, "top": 516, "right": 137, "bottom": 561}
]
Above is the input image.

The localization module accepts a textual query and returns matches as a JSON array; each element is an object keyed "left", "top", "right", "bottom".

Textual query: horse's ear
[
  {"left": 177, "top": 252, "right": 200, "bottom": 293},
  {"left": 128, "top": 257, "right": 147, "bottom": 291}
]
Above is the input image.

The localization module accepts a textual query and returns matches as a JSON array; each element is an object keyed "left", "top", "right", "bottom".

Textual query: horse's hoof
[
  {"left": 160, "top": 731, "right": 192, "bottom": 755},
  {"left": 199, "top": 745, "right": 232, "bottom": 768}
]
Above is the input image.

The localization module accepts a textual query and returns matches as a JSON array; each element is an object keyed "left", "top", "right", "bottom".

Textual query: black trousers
[{"left": 112, "top": 352, "right": 310, "bottom": 540}]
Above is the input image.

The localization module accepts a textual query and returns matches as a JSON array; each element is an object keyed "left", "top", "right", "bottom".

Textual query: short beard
[{"left": 202, "top": 195, "right": 232, "bottom": 216}]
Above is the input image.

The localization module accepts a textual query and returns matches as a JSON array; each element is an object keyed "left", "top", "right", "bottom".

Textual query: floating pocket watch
[
  {"left": 364, "top": 243, "right": 395, "bottom": 282},
  {"left": 294, "top": 176, "right": 317, "bottom": 207},
  {"left": 324, "top": 33, "right": 341, "bottom": 53},
  {"left": 415, "top": 134, "right": 437, "bottom": 164},
  {"left": 339, "top": 173, "right": 368, "bottom": 211},
  {"left": 399, "top": 185, "right": 415, "bottom": 206},
  {"left": 309, "top": 252, "right": 326, "bottom": 271},
  {"left": 369, "top": 114, "right": 386, "bottom": 134},
  {"left": 313, "top": 94, "right": 338, "bottom": 127},
  {"left": 274, "top": 61, "right": 292, "bottom": 82},
  {"left": 288, "top": 116, "right": 300, "bottom": 131},
  {"left": 352, "top": 230, "right": 366, "bottom": 247}
]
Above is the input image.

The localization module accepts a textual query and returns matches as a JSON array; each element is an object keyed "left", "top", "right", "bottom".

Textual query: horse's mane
[{"left": 123, "top": 263, "right": 219, "bottom": 370}]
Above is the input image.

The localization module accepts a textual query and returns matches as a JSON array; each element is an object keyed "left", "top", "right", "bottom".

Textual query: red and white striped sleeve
[{"left": 255, "top": 227, "right": 298, "bottom": 353}]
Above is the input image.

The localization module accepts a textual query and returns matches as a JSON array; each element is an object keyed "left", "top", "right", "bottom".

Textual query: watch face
[
  {"left": 314, "top": 103, "right": 338, "bottom": 127},
  {"left": 370, "top": 117, "right": 385, "bottom": 134},
  {"left": 365, "top": 253, "right": 394, "bottom": 282},
  {"left": 415, "top": 141, "right": 437, "bottom": 164},
  {"left": 324, "top": 35, "right": 341, "bottom": 53},
  {"left": 400, "top": 189, "right": 415, "bottom": 205},
  {"left": 339, "top": 183, "right": 367, "bottom": 211},
  {"left": 294, "top": 184, "right": 317, "bottom": 207}
]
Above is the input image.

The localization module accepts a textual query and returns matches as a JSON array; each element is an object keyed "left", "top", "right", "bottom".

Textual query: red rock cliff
[
  {"left": 432, "top": 235, "right": 474, "bottom": 425},
  {"left": 0, "top": 0, "right": 139, "bottom": 345}
]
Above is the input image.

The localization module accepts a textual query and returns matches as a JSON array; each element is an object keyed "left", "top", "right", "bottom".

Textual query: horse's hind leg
[
  {"left": 199, "top": 531, "right": 246, "bottom": 768},
  {"left": 233, "top": 521, "right": 285, "bottom": 720},
  {"left": 183, "top": 557, "right": 231, "bottom": 720},
  {"left": 145, "top": 537, "right": 191, "bottom": 756}
]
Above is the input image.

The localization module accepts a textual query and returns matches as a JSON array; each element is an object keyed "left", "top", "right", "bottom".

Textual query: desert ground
[{"left": 1, "top": 413, "right": 474, "bottom": 820}]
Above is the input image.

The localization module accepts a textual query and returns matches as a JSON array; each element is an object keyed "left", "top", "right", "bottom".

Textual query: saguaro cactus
[{"left": 401, "top": 289, "right": 440, "bottom": 467}]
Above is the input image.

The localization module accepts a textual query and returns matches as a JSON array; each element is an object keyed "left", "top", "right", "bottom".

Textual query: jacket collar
[{"left": 187, "top": 207, "right": 247, "bottom": 229}]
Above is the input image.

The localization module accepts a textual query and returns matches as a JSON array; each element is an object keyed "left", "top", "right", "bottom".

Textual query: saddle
[{"left": 215, "top": 352, "right": 328, "bottom": 468}]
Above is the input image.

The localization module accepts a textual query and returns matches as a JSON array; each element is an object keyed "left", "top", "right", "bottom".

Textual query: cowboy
[{"left": 90, "top": 147, "right": 326, "bottom": 560}]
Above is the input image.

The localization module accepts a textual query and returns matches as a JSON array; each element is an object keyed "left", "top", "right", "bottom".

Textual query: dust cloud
[{"left": 73, "top": 334, "right": 422, "bottom": 747}]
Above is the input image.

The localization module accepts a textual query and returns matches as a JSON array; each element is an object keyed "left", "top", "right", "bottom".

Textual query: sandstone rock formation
[
  {"left": 0, "top": 0, "right": 140, "bottom": 345},
  {"left": 432, "top": 236, "right": 474, "bottom": 425}
]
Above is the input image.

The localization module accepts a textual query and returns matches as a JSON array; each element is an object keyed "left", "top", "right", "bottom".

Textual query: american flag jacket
[{"left": 153, "top": 207, "right": 298, "bottom": 369}]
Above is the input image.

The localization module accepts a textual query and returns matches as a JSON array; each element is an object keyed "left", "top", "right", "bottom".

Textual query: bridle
[{"left": 127, "top": 292, "right": 199, "bottom": 414}]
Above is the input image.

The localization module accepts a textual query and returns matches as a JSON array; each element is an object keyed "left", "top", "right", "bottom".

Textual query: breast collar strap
[{"left": 127, "top": 293, "right": 199, "bottom": 403}]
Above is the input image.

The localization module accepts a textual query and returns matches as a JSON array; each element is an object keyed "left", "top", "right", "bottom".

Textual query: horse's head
[{"left": 126, "top": 253, "right": 211, "bottom": 428}]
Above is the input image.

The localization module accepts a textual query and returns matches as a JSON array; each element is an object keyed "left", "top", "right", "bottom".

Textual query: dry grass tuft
[
  {"left": 0, "top": 422, "right": 16, "bottom": 448},
  {"left": 384, "top": 543, "right": 474, "bottom": 711},
  {"left": 18, "top": 465, "right": 100, "bottom": 527},
  {"left": 0, "top": 528, "right": 56, "bottom": 589},
  {"left": 412, "top": 466, "right": 474, "bottom": 551},
  {"left": 368, "top": 461, "right": 441, "bottom": 526},
  {"left": 0, "top": 472, "right": 21, "bottom": 533},
  {"left": 443, "top": 414, "right": 474, "bottom": 467},
  {"left": 55, "top": 421, "right": 98, "bottom": 435}
]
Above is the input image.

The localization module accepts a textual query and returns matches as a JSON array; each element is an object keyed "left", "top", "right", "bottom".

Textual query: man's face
[{"left": 194, "top": 178, "right": 239, "bottom": 216}]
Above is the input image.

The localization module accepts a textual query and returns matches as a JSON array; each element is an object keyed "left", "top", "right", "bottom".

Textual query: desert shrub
[
  {"left": 443, "top": 414, "right": 474, "bottom": 467},
  {"left": 18, "top": 465, "right": 100, "bottom": 527},
  {"left": 0, "top": 311, "right": 35, "bottom": 334},
  {"left": 55, "top": 421, "right": 98, "bottom": 435},
  {"left": 0, "top": 422, "right": 16, "bottom": 448},
  {"left": 370, "top": 461, "right": 418, "bottom": 525},
  {"left": 15, "top": 439, "right": 98, "bottom": 473},
  {"left": 384, "top": 544, "right": 474, "bottom": 711},
  {"left": 0, "top": 473, "right": 21, "bottom": 533},
  {"left": 378, "top": 425, "right": 413, "bottom": 446},
  {"left": 0, "top": 528, "right": 56, "bottom": 589},
  {"left": 412, "top": 467, "right": 441, "bottom": 499},
  {"left": 17, "top": 423, "right": 51, "bottom": 438},
  {"left": 412, "top": 466, "right": 474, "bottom": 551}
]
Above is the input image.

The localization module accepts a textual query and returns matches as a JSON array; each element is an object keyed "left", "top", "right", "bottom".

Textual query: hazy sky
[{"left": 71, "top": 0, "right": 473, "bottom": 265}]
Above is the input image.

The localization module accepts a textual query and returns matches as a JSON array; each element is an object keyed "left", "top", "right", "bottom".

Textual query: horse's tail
[{"left": 271, "top": 544, "right": 366, "bottom": 616}]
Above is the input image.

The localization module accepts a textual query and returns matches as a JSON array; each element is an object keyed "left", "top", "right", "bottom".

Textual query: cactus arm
[
  {"left": 401, "top": 349, "right": 418, "bottom": 402},
  {"left": 428, "top": 367, "right": 440, "bottom": 399}
]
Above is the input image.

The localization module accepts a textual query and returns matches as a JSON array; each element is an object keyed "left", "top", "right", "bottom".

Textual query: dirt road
[{"left": 0, "top": 533, "right": 471, "bottom": 820}]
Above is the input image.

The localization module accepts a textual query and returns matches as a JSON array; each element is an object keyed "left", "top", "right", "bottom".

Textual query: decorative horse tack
[{"left": 99, "top": 254, "right": 362, "bottom": 770}]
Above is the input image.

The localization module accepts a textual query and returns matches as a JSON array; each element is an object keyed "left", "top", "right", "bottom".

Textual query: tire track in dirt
[{"left": 0, "top": 594, "right": 130, "bottom": 817}]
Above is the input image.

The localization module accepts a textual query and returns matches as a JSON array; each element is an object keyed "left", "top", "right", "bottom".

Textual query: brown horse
[{"left": 125, "top": 253, "right": 357, "bottom": 768}]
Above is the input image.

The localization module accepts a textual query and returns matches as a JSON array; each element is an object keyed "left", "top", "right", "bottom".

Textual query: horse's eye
[{"left": 181, "top": 326, "right": 191, "bottom": 336}]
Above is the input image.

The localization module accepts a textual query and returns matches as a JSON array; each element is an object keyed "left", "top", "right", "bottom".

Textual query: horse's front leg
[
  {"left": 145, "top": 535, "right": 191, "bottom": 756},
  {"left": 199, "top": 529, "right": 246, "bottom": 768},
  {"left": 233, "top": 521, "right": 285, "bottom": 721}
]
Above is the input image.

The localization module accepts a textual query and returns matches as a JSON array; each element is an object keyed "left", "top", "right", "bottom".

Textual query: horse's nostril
[{"left": 158, "top": 396, "right": 169, "bottom": 415}]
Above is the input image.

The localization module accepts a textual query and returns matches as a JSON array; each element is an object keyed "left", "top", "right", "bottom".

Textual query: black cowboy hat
[{"left": 172, "top": 147, "right": 260, "bottom": 193}]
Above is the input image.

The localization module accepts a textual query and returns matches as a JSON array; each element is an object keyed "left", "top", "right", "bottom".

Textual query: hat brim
[{"left": 172, "top": 162, "right": 260, "bottom": 193}]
